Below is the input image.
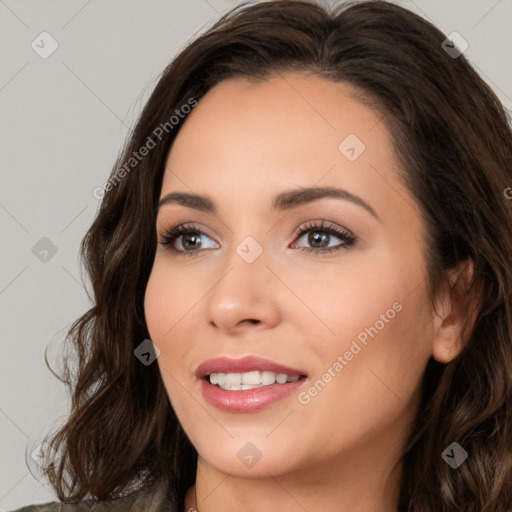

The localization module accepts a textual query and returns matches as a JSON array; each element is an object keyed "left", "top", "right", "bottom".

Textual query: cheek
[
  {"left": 144, "top": 264, "right": 199, "bottom": 417},
  {"left": 144, "top": 258, "right": 202, "bottom": 343},
  {"left": 313, "top": 288, "right": 432, "bottom": 419},
  {"left": 144, "top": 259, "right": 208, "bottom": 388},
  {"left": 144, "top": 267, "right": 169, "bottom": 343},
  {"left": 285, "top": 298, "right": 432, "bottom": 467},
  {"left": 290, "top": 251, "right": 432, "bottom": 414},
  {"left": 274, "top": 253, "right": 406, "bottom": 356}
]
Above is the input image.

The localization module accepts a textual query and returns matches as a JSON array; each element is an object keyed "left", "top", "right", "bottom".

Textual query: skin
[{"left": 144, "top": 71, "right": 472, "bottom": 512}]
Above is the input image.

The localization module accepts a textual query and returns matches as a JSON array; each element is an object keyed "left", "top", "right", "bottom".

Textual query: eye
[
  {"left": 158, "top": 223, "right": 218, "bottom": 256},
  {"left": 158, "top": 219, "right": 356, "bottom": 257},
  {"left": 290, "top": 220, "right": 356, "bottom": 254}
]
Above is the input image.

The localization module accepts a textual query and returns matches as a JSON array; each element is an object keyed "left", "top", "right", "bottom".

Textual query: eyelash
[{"left": 158, "top": 220, "right": 356, "bottom": 257}]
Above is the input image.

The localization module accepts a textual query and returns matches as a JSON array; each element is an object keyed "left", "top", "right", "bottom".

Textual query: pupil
[
  {"left": 183, "top": 233, "right": 201, "bottom": 250},
  {"left": 309, "top": 231, "right": 329, "bottom": 248}
]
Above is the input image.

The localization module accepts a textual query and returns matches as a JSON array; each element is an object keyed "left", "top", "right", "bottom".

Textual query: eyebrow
[{"left": 157, "top": 186, "right": 380, "bottom": 221}]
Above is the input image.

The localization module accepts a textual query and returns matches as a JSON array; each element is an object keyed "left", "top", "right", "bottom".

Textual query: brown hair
[{"left": 41, "top": 1, "right": 512, "bottom": 510}]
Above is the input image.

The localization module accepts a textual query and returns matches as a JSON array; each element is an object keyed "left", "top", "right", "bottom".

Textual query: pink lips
[{"left": 196, "top": 355, "right": 308, "bottom": 413}]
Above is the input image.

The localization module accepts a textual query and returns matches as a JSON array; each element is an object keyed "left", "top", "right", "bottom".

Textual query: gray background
[{"left": 1, "top": 0, "right": 511, "bottom": 508}]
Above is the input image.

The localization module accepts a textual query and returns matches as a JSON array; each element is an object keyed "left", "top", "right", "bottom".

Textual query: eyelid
[
  {"left": 291, "top": 219, "right": 353, "bottom": 239},
  {"left": 289, "top": 219, "right": 356, "bottom": 251},
  {"left": 158, "top": 222, "right": 220, "bottom": 247}
]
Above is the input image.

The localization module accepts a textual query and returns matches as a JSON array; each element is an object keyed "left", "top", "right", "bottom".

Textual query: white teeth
[
  {"left": 225, "top": 373, "right": 241, "bottom": 385},
  {"left": 208, "top": 370, "right": 302, "bottom": 389},
  {"left": 261, "top": 371, "right": 276, "bottom": 385},
  {"left": 276, "top": 373, "right": 288, "bottom": 384},
  {"left": 241, "top": 371, "right": 260, "bottom": 385}
]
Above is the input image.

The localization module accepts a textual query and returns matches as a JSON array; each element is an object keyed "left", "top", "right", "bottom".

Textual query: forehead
[
  {"left": 161, "top": 72, "right": 406, "bottom": 216},
  {"left": 168, "top": 72, "right": 386, "bottom": 162}
]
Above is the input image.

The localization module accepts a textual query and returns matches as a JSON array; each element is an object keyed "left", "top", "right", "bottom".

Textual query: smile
[{"left": 197, "top": 356, "right": 308, "bottom": 412}]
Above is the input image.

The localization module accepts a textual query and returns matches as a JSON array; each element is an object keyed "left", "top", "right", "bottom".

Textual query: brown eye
[
  {"left": 291, "top": 220, "right": 356, "bottom": 254},
  {"left": 159, "top": 223, "right": 218, "bottom": 256}
]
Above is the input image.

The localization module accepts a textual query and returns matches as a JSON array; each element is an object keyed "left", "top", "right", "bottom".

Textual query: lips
[{"left": 196, "top": 356, "right": 308, "bottom": 413}]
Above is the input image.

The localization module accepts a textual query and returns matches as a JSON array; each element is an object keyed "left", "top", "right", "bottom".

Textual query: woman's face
[{"left": 144, "top": 72, "right": 436, "bottom": 480}]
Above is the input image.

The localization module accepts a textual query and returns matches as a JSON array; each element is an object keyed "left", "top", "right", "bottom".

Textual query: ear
[{"left": 432, "top": 259, "right": 480, "bottom": 364}]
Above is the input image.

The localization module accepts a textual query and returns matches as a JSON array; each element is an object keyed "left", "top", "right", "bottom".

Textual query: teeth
[
  {"left": 208, "top": 371, "right": 301, "bottom": 390},
  {"left": 276, "top": 373, "right": 288, "bottom": 384},
  {"left": 261, "top": 371, "right": 276, "bottom": 385},
  {"left": 225, "top": 373, "right": 241, "bottom": 385},
  {"left": 241, "top": 371, "right": 260, "bottom": 385}
]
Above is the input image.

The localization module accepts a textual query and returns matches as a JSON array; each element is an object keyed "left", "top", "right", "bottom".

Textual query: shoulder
[
  {"left": 9, "top": 504, "right": 61, "bottom": 512},
  {"left": 9, "top": 479, "right": 177, "bottom": 512}
]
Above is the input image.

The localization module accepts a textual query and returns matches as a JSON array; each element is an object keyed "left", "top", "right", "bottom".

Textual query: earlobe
[{"left": 432, "top": 259, "right": 479, "bottom": 364}]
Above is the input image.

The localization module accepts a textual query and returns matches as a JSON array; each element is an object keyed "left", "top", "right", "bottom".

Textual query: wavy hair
[{"left": 41, "top": 1, "right": 512, "bottom": 510}]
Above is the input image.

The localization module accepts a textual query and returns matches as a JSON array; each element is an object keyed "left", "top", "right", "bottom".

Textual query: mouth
[{"left": 196, "top": 356, "right": 309, "bottom": 412}]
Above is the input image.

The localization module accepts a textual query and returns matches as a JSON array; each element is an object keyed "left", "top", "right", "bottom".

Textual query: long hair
[{"left": 42, "top": 1, "right": 512, "bottom": 510}]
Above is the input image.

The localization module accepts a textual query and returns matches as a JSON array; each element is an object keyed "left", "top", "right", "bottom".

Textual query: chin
[{"left": 192, "top": 432, "right": 305, "bottom": 477}]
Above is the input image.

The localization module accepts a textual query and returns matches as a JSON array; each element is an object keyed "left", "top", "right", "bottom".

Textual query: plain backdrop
[{"left": 1, "top": 0, "right": 511, "bottom": 508}]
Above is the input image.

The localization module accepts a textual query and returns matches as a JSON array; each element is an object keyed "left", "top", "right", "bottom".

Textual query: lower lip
[{"left": 200, "top": 377, "right": 307, "bottom": 412}]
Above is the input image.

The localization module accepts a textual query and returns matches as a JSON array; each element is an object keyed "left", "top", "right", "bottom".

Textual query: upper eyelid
[
  {"left": 293, "top": 219, "right": 351, "bottom": 234},
  {"left": 158, "top": 222, "right": 221, "bottom": 248}
]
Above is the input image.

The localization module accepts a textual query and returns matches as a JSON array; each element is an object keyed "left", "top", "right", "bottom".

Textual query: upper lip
[{"left": 196, "top": 355, "right": 307, "bottom": 379}]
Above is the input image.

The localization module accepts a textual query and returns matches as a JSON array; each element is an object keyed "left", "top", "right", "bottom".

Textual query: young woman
[{"left": 14, "top": 1, "right": 512, "bottom": 511}]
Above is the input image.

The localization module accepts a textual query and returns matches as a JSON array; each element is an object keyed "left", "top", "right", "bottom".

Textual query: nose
[{"left": 205, "top": 246, "right": 281, "bottom": 334}]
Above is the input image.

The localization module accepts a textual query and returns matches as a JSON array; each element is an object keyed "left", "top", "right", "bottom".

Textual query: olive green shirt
[{"left": 9, "top": 480, "right": 178, "bottom": 512}]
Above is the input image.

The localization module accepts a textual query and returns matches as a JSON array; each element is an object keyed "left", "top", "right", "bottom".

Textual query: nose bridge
[
  {"left": 204, "top": 230, "right": 280, "bottom": 331},
  {"left": 220, "top": 209, "right": 270, "bottom": 274},
  {"left": 213, "top": 232, "right": 270, "bottom": 301}
]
